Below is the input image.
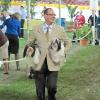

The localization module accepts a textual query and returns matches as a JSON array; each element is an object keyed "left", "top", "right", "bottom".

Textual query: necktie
[
  {"left": 46, "top": 26, "right": 49, "bottom": 34},
  {"left": 46, "top": 26, "right": 49, "bottom": 40}
]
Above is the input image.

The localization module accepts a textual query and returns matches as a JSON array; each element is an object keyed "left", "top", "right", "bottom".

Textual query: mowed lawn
[
  {"left": 0, "top": 40, "right": 100, "bottom": 100},
  {"left": 0, "top": 19, "right": 100, "bottom": 100}
]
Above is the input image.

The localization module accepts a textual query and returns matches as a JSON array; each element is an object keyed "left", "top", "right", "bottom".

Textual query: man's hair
[
  {"left": 20, "top": 6, "right": 24, "bottom": 8},
  {"left": 43, "top": 8, "right": 53, "bottom": 15}
]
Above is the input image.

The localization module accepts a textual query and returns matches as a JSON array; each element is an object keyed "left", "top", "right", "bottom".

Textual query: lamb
[
  {"left": 23, "top": 42, "right": 41, "bottom": 79},
  {"left": 49, "top": 38, "right": 66, "bottom": 64}
]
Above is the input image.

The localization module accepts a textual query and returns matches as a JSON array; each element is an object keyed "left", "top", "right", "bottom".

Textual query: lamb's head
[
  {"left": 23, "top": 42, "right": 41, "bottom": 65},
  {"left": 49, "top": 38, "right": 66, "bottom": 64},
  {"left": 49, "top": 38, "right": 66, "bottom": 51},
  {"left": 49, "top": 38, "right": 61, "bottom": 51},
  {"left": 23, "top": 44, "right": 35, "bottom": 57}
]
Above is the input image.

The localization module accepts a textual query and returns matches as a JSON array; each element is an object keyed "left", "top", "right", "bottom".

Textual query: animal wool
[{"left": 49, "top": 38, "right": 65, "bottom": 63}]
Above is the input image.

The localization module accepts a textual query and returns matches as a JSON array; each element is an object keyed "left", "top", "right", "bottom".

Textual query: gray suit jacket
[{"left": 29, "top": 23, "right": 72, "bottom": 71}]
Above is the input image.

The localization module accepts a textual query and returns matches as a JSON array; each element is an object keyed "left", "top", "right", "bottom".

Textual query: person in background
[
  {"left": 74, "top": 10, "right": 85, "bottom": 29},
  {"left": 0, "top": 12, "right": 21, "bottom": 70},
  {"left": 88, "top": 9, "right": 97, "bottom": 45},
  {"left": 20, "top": 6, "right": 27, "bottom": 38},
  {"left": 0, "top": 11, "right": 10, "bottom": 33},
  {"left": 0, "top": 29, "right": 9, "bottom": 74},
  {"left": 28, "top": 8, "right": 71, "bottom": 100},
  {"left": 96, "top": 10, "right": 100, "bottom": 45},
  {"left": 3, "top": 11, "right": 10, "bottom": 20},
  {"left": 73, "top": 10, "right": 85, "bottom": 42},
  {"left": 88, "top": 10, "right": 97, "bottom": 27}
]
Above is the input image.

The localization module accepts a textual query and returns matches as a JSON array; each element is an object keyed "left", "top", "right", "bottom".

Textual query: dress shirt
[
  {"left": 43, "top": 23, "right": 52, "bottom": 34},
  {"left": 20, "top": 9, "right": 27, "bottom": 19}
]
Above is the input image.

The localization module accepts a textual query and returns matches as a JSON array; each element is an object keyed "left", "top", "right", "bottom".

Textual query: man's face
[{"left": 44, "top": 9, "right": 56, "bottom": 25}]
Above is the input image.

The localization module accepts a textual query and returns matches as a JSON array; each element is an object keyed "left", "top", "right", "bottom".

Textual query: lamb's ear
[
  {"left": 23, "top": 45, "right": 29, "bottom": 57},
  {"left": 31, "top": 46, "right": 35, "bottom": 57},
  {"left": 49, "top": 41, "right": 53, "bottom": 49},
  {"left": 57, "top": 41, "right": 61, "bottom": 51}
]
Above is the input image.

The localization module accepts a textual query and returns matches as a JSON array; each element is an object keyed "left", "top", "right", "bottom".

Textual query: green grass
[
  {"left": 0, "top": 19, "right": 100, "bottom": 100},
  {"left": 0, "top": 43, "right": 100, "bottom": 100},
  {"left": 19, "top": 38, "right": 27, "bottom": 48},
  {"left": 57, "top": 46, "right": 100, "bottom": 100}
]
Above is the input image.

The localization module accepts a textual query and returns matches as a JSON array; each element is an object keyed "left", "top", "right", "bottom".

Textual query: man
[
  {"left": 28, "top": 8, "right": 71, "bottom": 100},
  {"left": 0, "top": 29, "right": 9, "bottom": 74},
  {"left": 88, "top": 9, "right": 97, "bottom": 45},
  {"left": 88, "top": 10, "right": 97, "bottom": 27},
  {"left": 20, "top": 6, "right": 27, "bottom": 38}
]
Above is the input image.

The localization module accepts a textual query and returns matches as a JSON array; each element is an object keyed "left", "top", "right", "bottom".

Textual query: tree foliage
[
  {"left": 0, "top": 0, "right": 11, "bottom": 11},
  {"left": 64, "top": 0, "right": 78, "bottom": 22},
  {"left": 30, "top": 0, "right": 37, "bottom": 18},
  {"left": 67, "top": 5, "right": 78, "bottom": 22}
]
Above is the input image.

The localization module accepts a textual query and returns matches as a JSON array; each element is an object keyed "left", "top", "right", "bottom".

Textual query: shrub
[{"left": 76, "top": 24, "right": 92, "bottom": 40}]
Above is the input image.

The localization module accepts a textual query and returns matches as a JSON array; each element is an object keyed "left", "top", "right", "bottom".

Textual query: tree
[
  {"left": 67, "top": 5, "right": 78, "bottom": 22},
  {"left": 0, "top": 0, "right": 11, "bottom": 11},
  {"left": 64, "top": 0, "right": 78, "bottom": 22},
  {"left": 26, "top": 0, "right": 37, "bottom": 18},
  {"left": 30, "top": 0, "right": 37, "bottom": 18}
]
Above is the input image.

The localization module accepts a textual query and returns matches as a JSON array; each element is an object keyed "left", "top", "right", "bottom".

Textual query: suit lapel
[
  {"left": 38, "top": 24, "right": 44, "bottom": 34},
  {"left": 37, "top": 24, "right": 48, "bottom": 41}
]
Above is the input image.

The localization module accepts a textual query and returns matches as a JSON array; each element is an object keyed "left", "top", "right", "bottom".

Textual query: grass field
[
  {"left": 0, "top": 40, "right": 100, "bottom": 100},
  {"left": 0, "top": 19, "right": 100, "bottom": 100}
]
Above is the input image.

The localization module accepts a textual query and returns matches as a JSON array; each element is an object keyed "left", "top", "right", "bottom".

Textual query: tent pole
[
  {"left": 58, "top": 0, "right": 61, "bottom": 26},
  {"left": 27, "top": 0, "right": 31, "bottom": 41}
]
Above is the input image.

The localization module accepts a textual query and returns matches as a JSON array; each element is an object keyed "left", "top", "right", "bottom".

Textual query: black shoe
[{"left": 4, "top": 72, "right": 9, "bottom": 74}]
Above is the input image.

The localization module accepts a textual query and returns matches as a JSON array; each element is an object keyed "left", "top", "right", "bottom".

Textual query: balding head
[{"left": 43, "top": 8, "right": 56, "bottom": 25}]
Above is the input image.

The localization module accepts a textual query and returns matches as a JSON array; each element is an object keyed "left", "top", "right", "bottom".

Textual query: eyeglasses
[{"left": 46, "top": 14, "right": 56, "bottom": 16}]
